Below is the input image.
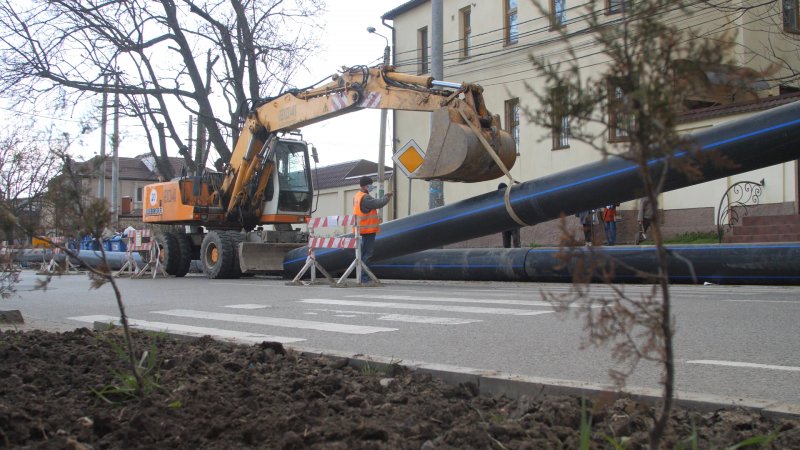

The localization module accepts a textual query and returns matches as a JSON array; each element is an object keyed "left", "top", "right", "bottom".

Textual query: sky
[{"left": 57, "top": 0, "right": 404, "bottom": 169}]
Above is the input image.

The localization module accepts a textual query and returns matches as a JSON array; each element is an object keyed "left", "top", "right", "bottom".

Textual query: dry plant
[
  {"left": 2, "top": 133, "right": 148, "bottom": 396},
  {"left": 525, "top": 0, "right": 756, "bottom": 448}
]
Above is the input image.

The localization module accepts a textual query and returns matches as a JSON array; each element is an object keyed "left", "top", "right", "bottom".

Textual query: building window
[
  {"left": 784, "top": 0, "right": 800, "bottom": 33},
  {"left": 460, "top": 7, "right": 472, "bottom": 59},
  {"left": 504, "top": 0, "right": 518, "bottom": 45},
  {"left": 505, "top": 98, "right": 520, "bottom": 155},
  {"left": 551, "top": 0, "right": 567, "bottom": 28},
  {"left": 608, "top": 78, "right": 636, "bottom": 142},
  {"left": 418, "top": 27, "right": 429, "bottom": 74},
  {"left": 136, "top": 186, "right": 143, "bottom": 202},
  {"left": 607, "top": 0, "right": 628, "bottom": 15},
  {"left": 551, "top": 87, "right": 570, "bottom": 150}
]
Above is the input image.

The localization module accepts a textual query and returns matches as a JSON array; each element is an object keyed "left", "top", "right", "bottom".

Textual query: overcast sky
[{"left": 54, "top": 0, "right": 404, "bottom": 169}]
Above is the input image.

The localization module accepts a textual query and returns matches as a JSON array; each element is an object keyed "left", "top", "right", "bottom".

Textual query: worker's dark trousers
[{"left": 360, "top": 233, "right": 376, "bottom": 283}]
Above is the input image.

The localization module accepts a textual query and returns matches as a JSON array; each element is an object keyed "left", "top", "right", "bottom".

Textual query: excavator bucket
[{"left": 412, "top": 108, "right": 517, "bottom": 182}]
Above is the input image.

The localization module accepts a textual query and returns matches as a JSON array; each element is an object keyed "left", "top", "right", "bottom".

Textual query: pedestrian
[
  {"left": 635, "top": 196, "right": 654, "bottom": 244},
  {"left": 497, "top": 183, "right": 521, "bottom": 248},
  {"left": 353, "top": 176, "right": 393, "bottom": 285},
  {"left": 577, "top": 210, "right": 594, "bottom": 246},
  {"left": 602, "top": 204, "right": 617, "bottom": 245}
]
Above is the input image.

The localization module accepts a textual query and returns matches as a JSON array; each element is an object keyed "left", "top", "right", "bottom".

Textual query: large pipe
[
  {"left": 284, "top": 101, "right": 800, "bottom": 275},
  {"left": 368, "top": 244, "right": 800, "bottom": 285}
]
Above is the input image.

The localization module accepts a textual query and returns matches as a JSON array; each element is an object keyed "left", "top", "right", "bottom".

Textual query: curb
[{"left": 92, "top": 321, "right": 800, "bottom": 420}]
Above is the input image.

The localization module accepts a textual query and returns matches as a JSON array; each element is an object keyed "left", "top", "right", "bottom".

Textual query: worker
[
  {"left": 353, "top": 176, "right": 393, "bottom": 284},
  {"left": 635, "top": 197, "right": 654, "bottom": 244},
  {"left": 602, "top": 204, "right": 617, "bottom": 245},
  {"left": 577, "top": 210, "right": 594, "bottom": 246},
  {"left": 497, "top": 183, "right": 521, "bottom": 248}
]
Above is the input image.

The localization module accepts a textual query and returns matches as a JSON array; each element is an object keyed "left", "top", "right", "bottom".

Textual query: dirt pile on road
[{"left": 1, "top": 328, "right": 798, "bottom": 449}]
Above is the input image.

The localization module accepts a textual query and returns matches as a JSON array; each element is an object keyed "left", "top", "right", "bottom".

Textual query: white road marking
[
  {"left": 377, "top": 314, "right": 481, "bottom": 325},
  {"left": 347, "top": 294, "right": 555, "bottom": 307},
  {"left": 334, "top": 314, "right": 358, "bottom": 318},
  {"left": 68, "top": 315, "right": 305, "bottom": 344},
  {"left": 300, "top": 299, "right": 553, "bottom": 316},
  {"left": 722, "top": 300, "right": 798, "bottom": 304},
  {"left": 153, "top": 309, "right": 397, "bottom": 334},
  {"left": 686, "top": 360, "right": 800, "bottom": 372},
  {"left": 224, "top": 304, "right": 271, "bottom": 309}
]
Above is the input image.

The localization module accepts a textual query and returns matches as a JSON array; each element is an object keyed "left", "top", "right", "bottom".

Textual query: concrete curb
[{"left": 91, "top": 321, "right": 800, "bottom": 420}]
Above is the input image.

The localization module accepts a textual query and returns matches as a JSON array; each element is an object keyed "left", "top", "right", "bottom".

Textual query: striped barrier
[
  {"left": 114, "top": 229, "right": 166, "bottom": 278},
  {"left": 290, "top": 215, "right": 378, "bottom": 286},
  {"left": 38, "top": 236, "right": 80, "bottom": 275}
]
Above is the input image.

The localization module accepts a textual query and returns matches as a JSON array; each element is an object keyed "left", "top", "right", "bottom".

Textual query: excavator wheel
[
  {"left": 172, "top": 233, "right": 194, "bottom": 278},
  {"left": 154, "top": 232, "right": 181, "bottom": 276},
  {"left": 224, "top": 230, "right": 245, "bottom": 279},
  {"left": 200, "top": 231, "right": 237, "bottom": 279}
]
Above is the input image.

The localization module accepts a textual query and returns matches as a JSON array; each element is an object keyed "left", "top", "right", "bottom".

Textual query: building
[
  {"left": 308, "top": 159, "right": 393, "bottom": 236},
  {"left": 76, "top": 154, "right": 188, "bottom": 226},
  {"left": 381, "top": 0, "right": 800, "bottom": 246}
]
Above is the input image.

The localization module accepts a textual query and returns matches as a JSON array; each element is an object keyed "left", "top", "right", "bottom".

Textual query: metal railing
[{"left": 716, "top": 179, "right": 764, "bottom": 243}]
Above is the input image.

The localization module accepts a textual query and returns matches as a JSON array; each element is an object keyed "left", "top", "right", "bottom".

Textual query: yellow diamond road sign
[{"left": 393, "top": 139, "right": 425, "bottom": 178}]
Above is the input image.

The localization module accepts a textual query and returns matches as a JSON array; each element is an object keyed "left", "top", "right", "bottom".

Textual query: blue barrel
[
  {"left": 110, "top": 236, "right": 125, "bottom": 252},
  {"left": 80, "top": 236, "right": 93, "bottom": 250}
]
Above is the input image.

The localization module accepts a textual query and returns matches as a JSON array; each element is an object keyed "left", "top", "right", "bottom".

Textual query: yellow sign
[
  {"left": 31, "top": 237, "right": 51, "bottom": 248},
  {"left": 393, "top": 139, "right": 426, "bottom": 178}
]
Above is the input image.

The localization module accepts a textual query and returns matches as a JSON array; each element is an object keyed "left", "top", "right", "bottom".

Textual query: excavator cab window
[{"left": 274, "top": 139, "right": 313, "bottom": 214}]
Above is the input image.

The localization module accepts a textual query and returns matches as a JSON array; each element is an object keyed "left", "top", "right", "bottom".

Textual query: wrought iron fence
[{"left": 716, "top": 179, "right": 764, "bottom": 243}]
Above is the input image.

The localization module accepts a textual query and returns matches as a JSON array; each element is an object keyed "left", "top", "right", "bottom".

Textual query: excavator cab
[{"left": 260, "top": 138, "right": 314, "bottom": 218}]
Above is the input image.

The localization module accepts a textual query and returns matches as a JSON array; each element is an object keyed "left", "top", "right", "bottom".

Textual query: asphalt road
[{"left": 4, "top": 271, "right": 799, "bottom": 405}]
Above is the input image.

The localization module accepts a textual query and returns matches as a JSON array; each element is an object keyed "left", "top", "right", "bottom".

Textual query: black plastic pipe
[
  {"left": 284, "top": 101, "right": 800, "bottom": 276},
  {"left": 368, "top": 243, "right": 800, "bottom": 285}
]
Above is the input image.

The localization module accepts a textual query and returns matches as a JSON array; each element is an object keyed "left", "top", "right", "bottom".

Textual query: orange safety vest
[{"left": 353, "top": 191, "right": 381, "bottom": 235}]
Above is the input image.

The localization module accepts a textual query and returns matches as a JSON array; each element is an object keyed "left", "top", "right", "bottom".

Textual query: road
[{"left": 4, "top": 271, "right": 799, "bottom": 405}]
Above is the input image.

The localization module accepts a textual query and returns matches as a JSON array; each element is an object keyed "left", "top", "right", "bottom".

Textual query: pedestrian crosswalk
[{"left": 68, "top": 291, "right": 557, "bottom": 345}]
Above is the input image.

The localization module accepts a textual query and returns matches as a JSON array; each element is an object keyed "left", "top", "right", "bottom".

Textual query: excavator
[{"left": 142, "top": 65, "right": 516, "bottom": 279}]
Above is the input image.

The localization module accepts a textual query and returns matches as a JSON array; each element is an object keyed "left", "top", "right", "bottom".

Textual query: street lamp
[{"left": 367, "top": 27, "right": 391, "bottom": 205}]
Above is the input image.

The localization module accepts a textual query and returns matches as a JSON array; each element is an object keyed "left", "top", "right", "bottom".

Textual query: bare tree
[
  {"left": 0, "top": 0, "right": 324, "bottom": 179},
  {"left": 525, "top": 0, "right": 753, "bottom": 448},
  {"left": 0, "top": 124, "right": 61, "bottom": 242}
]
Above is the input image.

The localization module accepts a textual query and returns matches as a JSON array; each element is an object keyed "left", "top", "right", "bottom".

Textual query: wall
[{"left": 387, "top": 0, "right": 798, "bottom": 241}]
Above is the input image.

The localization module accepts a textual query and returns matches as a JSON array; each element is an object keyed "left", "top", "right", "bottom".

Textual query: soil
[{"left": 1, "top": 328, "right": 798, "bottom": 449}]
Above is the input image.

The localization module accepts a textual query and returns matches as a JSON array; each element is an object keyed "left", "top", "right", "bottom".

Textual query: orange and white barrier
[
  {"left": 39, "top": 236, "right": 80, "bottom": 274},
  {"left": 115, "top": 229, "right": 166, "bottom": 278},
  {"left": 291, "top": 214, "right": 375, "bottom": 286}
]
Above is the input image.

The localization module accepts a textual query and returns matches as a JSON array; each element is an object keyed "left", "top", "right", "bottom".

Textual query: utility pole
[
  {"left": 97, "top": 75, "right": 108, "bottom": 200},
  {"left": 111, "top": 72, "right": 120, "bottom": 230},
  {"left": 367, "top": 27, "right": 391, "bottom": 212},
  {"left": 430, "top": 0, "right": 444, "bottom": 209}
]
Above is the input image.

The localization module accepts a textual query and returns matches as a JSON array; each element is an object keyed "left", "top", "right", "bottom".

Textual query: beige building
[
  {"left": 381, "top": 0, "right": 800, "bottom": 246},
  {"left": 77, "top": 154, "right": 187, "bottom": 228}
]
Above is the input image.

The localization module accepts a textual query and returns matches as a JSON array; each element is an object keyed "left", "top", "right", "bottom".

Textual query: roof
[
  {"left": 75, "top": 155, "right": 189, "bottom": 181},
  {"left": 382, "top": 0, "right": 427, "bottom": 20},
  {"left": 677, "top": 92, "right": 800, "bottom": 124},
  {"left": 311, "top": 159, "right": 393, "bottom": 190}
]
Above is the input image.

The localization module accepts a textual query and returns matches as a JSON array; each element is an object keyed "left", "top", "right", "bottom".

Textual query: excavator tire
[
  {"left": 200, "top": 231, "right": 236, "bottom": 279},
  {"left": 172, "top": 233, "right": 194, "bottom": 278},
  {"left": 154, "top": 232, "right": 181, "bottom": 276},
  {"left": 224, "top": 231, "right": 245, "bottom": 279}
]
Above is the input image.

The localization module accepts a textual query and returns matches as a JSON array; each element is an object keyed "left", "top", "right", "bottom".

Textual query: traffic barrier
[
  {"left": 119, "top": 229, "right": 167, "bottom": 279},
  {"left": 38, "top": 236, "right": 80, "bottom": 275},
  {"left": 290, "top": 215, "right": 379, "bottom": 286}
]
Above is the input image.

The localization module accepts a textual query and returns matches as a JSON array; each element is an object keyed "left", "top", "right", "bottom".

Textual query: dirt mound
[{"left": 0, "top": 329, "right": 797, "bottom": 449}]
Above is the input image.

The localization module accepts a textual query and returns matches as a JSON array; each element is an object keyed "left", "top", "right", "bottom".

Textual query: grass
[{"left": 663, "top": 231, "right": 719, "bottom": 245}]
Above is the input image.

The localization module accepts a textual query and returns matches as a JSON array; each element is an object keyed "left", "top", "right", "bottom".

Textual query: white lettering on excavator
[
  {"left": 279, "top": 105, "right": 296, "bottom": 121},
  {"left": 145, "top": 208, "right": 163, "bottom": 216}
]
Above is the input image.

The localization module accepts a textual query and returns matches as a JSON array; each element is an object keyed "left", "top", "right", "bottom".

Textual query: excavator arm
[{"left": 220, "top": 65, "right": 516, "bottom": 221}]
